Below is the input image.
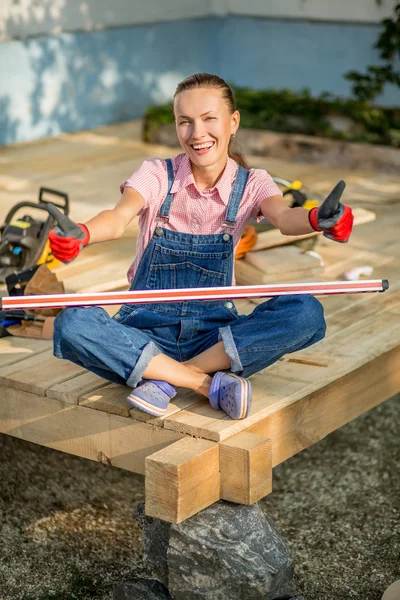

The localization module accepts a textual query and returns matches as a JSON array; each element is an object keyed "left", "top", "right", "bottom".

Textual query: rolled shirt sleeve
[
  {"left": 120, "top": 158, "right": 168, "bottom": 216},
  {"left": 249, "top": 169, "right": 283, "bottom": 222}
]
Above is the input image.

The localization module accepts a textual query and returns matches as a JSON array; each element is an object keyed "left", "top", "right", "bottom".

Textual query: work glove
[
  {"left": 46, "top": 203, "right": 90, "bottom": 263},
  {"left": 308, "top": 180, "right": 354, "bottom": 243}
]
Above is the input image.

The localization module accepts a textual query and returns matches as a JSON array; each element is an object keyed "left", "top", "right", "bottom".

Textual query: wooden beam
[
  {"left": 247, "top": 345, "right": 400, "bottom": 467},
  {"left": 145, "top": 438, "right": 220, "bottom": 523},
  {"left": 0, "top": 385, "right": 184, "bottom": 475},
  {"left": 219, "top": 432, "right": 272, "bottom": 504}
]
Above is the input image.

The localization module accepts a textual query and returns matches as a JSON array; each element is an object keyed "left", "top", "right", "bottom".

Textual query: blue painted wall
[
  {"left": 0, "top": 19, "right": 219, "bottom": 145},
  {"left": 219, "top": 16, "right": 399, "bottom": 106},
  {"left": 0, "top": 16, "right": 399, "bottom": 146}
]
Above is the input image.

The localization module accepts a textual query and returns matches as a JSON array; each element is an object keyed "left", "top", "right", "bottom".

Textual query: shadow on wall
[
  {"left": 0, "top": 3, "right": 218, "bottom": 145},
  {"left": 0, "top": 97, "right": 19, "bottom": 143}
]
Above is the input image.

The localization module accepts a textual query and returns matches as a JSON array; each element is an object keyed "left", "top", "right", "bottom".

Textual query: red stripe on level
[{"left": 1, "top": 280, "right": 387, "bottom": 311}]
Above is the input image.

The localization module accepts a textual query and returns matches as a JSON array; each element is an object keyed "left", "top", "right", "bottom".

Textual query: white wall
[
  {"left": 0, "top": 0, "right": 213, "bottom": 41},
  {"left": 212, "top": 0, "right": 398, "bottom": 23},
  {"left": 1, "top": 0, "right": 397, "bottom": 41}
]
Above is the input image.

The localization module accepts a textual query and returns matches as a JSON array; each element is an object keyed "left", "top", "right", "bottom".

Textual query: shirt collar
[{"left": 170, "top": 153, "right": 239, "bottom": 206}]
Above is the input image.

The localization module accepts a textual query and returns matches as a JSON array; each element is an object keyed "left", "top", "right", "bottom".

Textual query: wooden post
[
  {"left": 219, "top": 432, "right": 272, "bottom": 504},
  {"left": 145, "top": 437, "right": 220, "bottom": 523}
]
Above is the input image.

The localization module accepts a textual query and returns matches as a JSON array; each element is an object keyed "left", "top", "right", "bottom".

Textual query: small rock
[{"left": 113, "top": 578, "right": 172, "bottom": 600}]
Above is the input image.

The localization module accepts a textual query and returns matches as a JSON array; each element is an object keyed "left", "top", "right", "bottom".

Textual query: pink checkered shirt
[{"left": 121, "top": 153, "right": 282, "bottom": 284}]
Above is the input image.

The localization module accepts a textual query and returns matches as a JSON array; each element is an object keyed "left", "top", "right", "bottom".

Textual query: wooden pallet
[
  {"left": 0, "top": 240, "right": 398, "bottom": 523},
  {"left": 1, "top": 123, "right": 399, "bottom": 524}
]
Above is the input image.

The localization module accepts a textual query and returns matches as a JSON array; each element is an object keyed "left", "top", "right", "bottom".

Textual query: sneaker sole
[
  {"left": 213, "top": 372, "right": 251, "bottom": 420},
  {"left": 127, "top": 393, "right": 168, "bottom": 416}
]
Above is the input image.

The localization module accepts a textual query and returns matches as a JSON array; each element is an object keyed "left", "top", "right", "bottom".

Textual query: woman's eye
[{"left": 206, "top": 117, "right": 216, "bottom": 120}]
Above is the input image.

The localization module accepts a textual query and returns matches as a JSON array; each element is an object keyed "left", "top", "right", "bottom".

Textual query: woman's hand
[
  {"left": 49, "top": 223, "right": 90, "bottom": 263},
  {"left": 308, "top": 181, "right": 354, "bottom": 243}
]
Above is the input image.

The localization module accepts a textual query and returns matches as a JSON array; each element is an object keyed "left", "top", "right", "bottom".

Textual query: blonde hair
[{"left": 173, "top": 73, "right": 249, "bottom": 169}]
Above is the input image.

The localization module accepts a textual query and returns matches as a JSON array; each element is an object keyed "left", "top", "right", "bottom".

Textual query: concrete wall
[
  {"left": 0, "top": 1, "right": 399, "bottom": 145},
  {"left": 218, "top": 16, "right": 400, "bottom": 103},
  {"left": 0, "top": 19, "right": 219, "bottom": 144},
  {"left": 1, "top": 0, "right": 396, "bottom": 40},
  {"left": 212, "top": 0, "right": 398, "bottom": 23}
]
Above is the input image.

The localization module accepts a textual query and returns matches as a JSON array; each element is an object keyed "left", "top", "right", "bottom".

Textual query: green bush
[{"left": 143, "top": 86, "right": 400, "bottom": 147}]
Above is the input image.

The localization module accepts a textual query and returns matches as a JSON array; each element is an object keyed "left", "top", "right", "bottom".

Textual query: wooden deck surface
[{"left": 0, "top": 122, "right": 399, "bottom": 522}]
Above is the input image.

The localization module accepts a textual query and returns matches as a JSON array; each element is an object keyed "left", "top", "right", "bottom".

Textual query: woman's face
[{"left": 174, "top": 88, "right": 239, "bottom": 169}]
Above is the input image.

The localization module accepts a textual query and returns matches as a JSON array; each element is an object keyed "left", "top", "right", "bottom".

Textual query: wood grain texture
[
  {"left": 247, "top": 345, "right": 400, "bottom": 467},
  {"left": 145, "top": 437, "right": 220, "bottom": 523},
  {"left": 219, "top": 432, "right": 272, "bottom": 504},
  {"left": 0, "top": 385, "right": 184, "bottom": 474}
]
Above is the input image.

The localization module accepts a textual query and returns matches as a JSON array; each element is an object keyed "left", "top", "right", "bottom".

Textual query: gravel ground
[{"left": 0, "top": 394, "right": 398, "bottom": 600}]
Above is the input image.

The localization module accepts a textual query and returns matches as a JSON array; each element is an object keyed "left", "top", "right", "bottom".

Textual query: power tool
[{"left": 0, "top": 188, "right": 69, "bottom": 283}]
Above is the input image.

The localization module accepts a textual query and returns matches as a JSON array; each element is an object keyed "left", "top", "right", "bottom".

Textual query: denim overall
[{"left": 53, "top": 159, "right": 326, "bottom": 387}]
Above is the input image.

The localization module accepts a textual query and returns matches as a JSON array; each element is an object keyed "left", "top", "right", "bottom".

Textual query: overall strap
[
  {"left": 158, "top": 158, "right": 175, "bottom": 221},
  {"left": 223, "top": 165, "right": 250, "bottom": 228}
]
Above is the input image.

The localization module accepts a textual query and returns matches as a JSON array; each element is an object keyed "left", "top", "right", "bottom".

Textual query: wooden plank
[
  {"left": 219, "top": 432, "right": 272, "bottom": 504},
  {"left": 0, "top": 349, "right": 55, "bottom": 377},
  {"left": 247, "top": 345, "right": 400, "bottom": 467},
  {"left": 235, "top": 258, "right": 323, "bottom": 285},
  {"left": 79, "top": 383, "right": 132, "bottom": 417},
  {"left": 0, "top": 351, "right": 84, "bottom": 396},
  {"left": 47, "top": 371, "right": 109, "bottom": 404},
  {"left": 163, "top": 375, "right": 306, "bottom": 442},
  {"left": 0, "top": 337, "right": 52, "bottom": 369},
  {"left": 253, "top": 207, "right": 376, "bottom": 251},
  {"left": 145, "top": 437, "right": 220, "bottom": 523},
  {"left": 244, "top": 245, "right": 323, "bottom": 274},
  {"left": 0, "top": 385, "right": 185, "bottom": 475},
  {"left": 280, "top": 351, "right": 335, "bottom": 367},
  {"left": 129, "top": 388, "right": 210, "bottom": 425},
  {"left": 265, "top": 357, "right": 343, "bottom": 383}
]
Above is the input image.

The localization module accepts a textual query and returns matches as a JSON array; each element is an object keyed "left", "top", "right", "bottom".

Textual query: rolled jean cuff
[
  {"left": 218, "top": 325, "right": 243, "bottom": 373},
  {"left": 126, "top": 340, "right": 162, "bottom": 388}
]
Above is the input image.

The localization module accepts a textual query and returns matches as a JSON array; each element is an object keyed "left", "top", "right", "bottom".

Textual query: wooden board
[
  {"left": 0, "top": 385, "right": 185, "bottom": 475},
  {"left": 145, "top": 438, "right": 220, "bottom": 523},
  {"left": 247, "top": 345, "right": 400, "bottom": 467}
]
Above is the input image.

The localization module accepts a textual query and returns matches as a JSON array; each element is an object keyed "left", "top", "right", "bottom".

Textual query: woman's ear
[{"left": 231, "top": 110, "right": 240, "bottom": 135}]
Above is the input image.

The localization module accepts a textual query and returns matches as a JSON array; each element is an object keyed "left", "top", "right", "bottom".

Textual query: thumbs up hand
[
  {"left": 308, "top": 181, "right": 354, "bottom": 243},
  {"left": 46, "top": 203, "right": 90, "bottom": 263}
]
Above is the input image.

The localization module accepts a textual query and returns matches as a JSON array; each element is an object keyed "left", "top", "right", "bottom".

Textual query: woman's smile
[{"left": 190, "top": 141, "right": 215, "bottom": 155}]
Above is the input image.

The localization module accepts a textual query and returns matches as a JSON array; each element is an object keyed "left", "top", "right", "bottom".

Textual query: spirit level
[{"left": 0, "top": 280, "right": 389, "bottom": 311}]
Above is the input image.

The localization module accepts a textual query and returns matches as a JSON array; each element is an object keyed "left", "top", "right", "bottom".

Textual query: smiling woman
[{"left": 49, "top": 71, "right": 353, "bottom": 422}]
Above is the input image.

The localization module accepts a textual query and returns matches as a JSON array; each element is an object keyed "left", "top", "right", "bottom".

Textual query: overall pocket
[{"left": 146, "top": 244, "right": 229, "bottom": 290}]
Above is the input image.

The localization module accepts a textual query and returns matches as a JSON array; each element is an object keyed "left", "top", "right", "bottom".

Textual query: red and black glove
[
  {"left": 49, "top": 223, "right": 90, "bottom": 263},
  {"left": 308, "top": 180, "right": 354, "bottom": 243}
]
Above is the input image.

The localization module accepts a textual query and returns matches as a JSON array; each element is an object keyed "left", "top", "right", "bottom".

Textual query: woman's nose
[{"left": 191, "top": 120, "right": 206, "bottom": 139}]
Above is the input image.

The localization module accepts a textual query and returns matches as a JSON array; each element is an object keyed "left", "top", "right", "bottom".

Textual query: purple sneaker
[
  {"left": 127, "top": 379, "right": 177, "bottom": 416},
  {"left": 209, "top": 371, "right": 252, "bottom": 420}
]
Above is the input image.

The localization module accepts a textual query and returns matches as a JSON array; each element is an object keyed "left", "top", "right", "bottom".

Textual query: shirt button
[
  {"left": 225, "top": 301, "right": 233, "bottom": 309},
  {"left": 193, "top": 223, "right": 199, "bottom": 230},
  {"left": 155, "top": 227, "right": 163, "bottom": 236},
  {"left": 223, "top": 234, "right": 230, "bottom": 242}
]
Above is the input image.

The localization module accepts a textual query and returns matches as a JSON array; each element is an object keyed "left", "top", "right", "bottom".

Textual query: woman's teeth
[{"left": 192, "top": 142, "right": 215, "bottom": 154}]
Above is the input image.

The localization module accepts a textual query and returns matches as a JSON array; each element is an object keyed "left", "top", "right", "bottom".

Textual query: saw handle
[{"left": 46, "top": 203, "right": 86, "bottom": 239}]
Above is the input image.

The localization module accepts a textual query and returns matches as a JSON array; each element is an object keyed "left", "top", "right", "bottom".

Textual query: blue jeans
[{"left": 53, "top": 295, "right": 326, "bottom": 387}]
